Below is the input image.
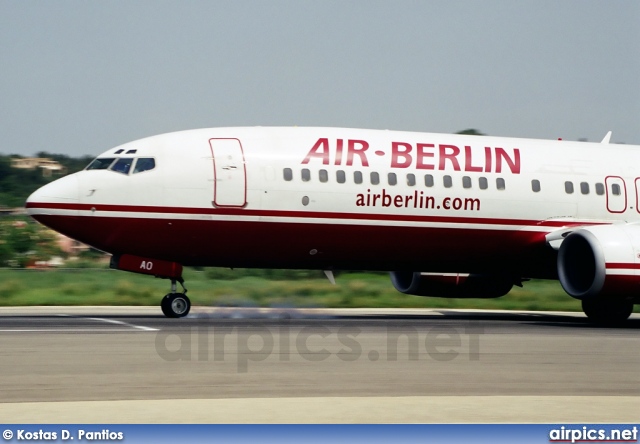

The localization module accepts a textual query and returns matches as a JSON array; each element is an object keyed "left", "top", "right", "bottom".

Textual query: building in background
[
  {"left": 55, "top": 232, "right": 90, "bottom": 256},
  {"left": 11, "top": 158, "right": 67, "bottom": 177}
]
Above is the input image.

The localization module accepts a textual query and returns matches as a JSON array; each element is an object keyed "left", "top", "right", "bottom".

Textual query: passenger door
[{"left": 209, "top": 138, "right": 247, "bottom": 207}]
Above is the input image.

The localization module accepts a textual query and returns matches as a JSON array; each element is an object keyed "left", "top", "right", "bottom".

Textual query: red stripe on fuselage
[
  {"left": 606, "top": 263, "right": 640, "bottom": 270},
  {"left": 25, "top": 202, "right": 588, "bottom": 228},
  {"left": 29, "top": 211, "right": 559, "bottom": 278}
]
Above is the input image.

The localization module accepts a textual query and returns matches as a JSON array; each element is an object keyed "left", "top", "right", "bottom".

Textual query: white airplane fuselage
[{"left": 25, "top": 127, "right": 640, "bottom": 320}]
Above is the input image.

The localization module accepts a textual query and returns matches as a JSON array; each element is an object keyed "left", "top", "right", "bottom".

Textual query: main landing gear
[
  {"left": 582, "top": 298, "right": 634, "bottom": 325},
  {"left": 161, "top": 277, "right": 191, "bottom": 318}
]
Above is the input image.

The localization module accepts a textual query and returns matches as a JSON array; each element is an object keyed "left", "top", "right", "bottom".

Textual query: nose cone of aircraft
[{"left": 26, "top": 173, "right": 80, "bottom": 216}]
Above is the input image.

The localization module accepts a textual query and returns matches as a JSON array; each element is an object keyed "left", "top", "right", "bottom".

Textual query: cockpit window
[
  {"left": 86, "top": 158, "right": 116, "bottom": 170},
  {"left": 133, "top": 158, "right": 155, "bottom": 174},
  {"left": 110, "top": 158, "right": 134, "bottom": 175},
  {"left": 86, "top": 156, "right": 155, "bottom": 175}
]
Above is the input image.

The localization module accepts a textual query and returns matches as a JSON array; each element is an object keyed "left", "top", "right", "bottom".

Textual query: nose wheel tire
[{"left": 161, "top": 293, "right": 191, "bottom": 318}]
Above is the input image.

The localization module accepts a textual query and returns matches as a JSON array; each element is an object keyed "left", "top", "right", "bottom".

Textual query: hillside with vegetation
[
  {"left": 0, "top": 152, "right": 95, "bottom": 268},
  {"left": 0, "top": 153, "right": 92, "bottom": 208}
]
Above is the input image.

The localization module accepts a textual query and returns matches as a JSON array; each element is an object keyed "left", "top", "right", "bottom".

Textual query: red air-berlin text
[{"left": 301, "top": 138, "right": 521, "bottom": 174}]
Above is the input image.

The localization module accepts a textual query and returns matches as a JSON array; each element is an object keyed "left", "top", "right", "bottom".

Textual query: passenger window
[
  {"left": 336, "top": 170, "right": 346, "bottom": 184},
  {"left": 531, "top": 179, "right": 541, "bottom": 192},
  {"left": 443, "top": 175, "right": 452, "bottom": 188},
  {"left": 424, "top": 174, "right": 434, "bottom": 187},
  {"left": 407, "top": 174, "right": 416, "bottom": 186},
  {"left": 580, "top": 182, "right": 589, "bottom": 195},
  {"left": 110, "top": 158, "right": 134, "bottom": 175},
  {"left": 496, "top": 178, "right": 506, "bottom": 190},
  {"left": 86, "top": 158, "right": 116, "bottom": 170},
  {"left": 283, "top": 168, "right": 293, "bottom": 181},
  {"left": 612, "top": 184, "right": 621, "bottom": 196},
  {"left": 319, "top": 169, "right": 328, "bottom": 183},
  {"left": 462, "top": 176, "right": 471, "bottom": 189},
  {"left": 354, "top": 171, "right": 363, "bottom": 184},
  {"left": 595, "top": 183, "right": 605, "bottom": 195},
  {"left": 479, "top": 177, "right": 488, "bottom": 190},
  {"left": 565, "top": 181, "right": 574, "bottom": 194},
  {"left": 388, "top": 173, "right": 397, "bottom": 186},
  {"left": 301, "top": 169, "right": 311, "bottom": 182},
  {"left": 133, "top": 158, "right": 155, "bottom": 174},
  {"left": 370, "top": 172, "right": 380, "bottom": 185}
]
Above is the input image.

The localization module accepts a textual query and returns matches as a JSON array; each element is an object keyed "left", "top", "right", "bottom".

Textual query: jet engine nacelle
[
  {"left": 558, "top": 224, "right": 640, "bottom": 300},
  {"left": 390, "top": 271, "right": 513, "bottom": 298}
]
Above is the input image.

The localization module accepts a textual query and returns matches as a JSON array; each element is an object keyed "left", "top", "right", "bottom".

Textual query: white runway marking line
[
  {"left": 86, "top": 317, "right": 159, "bottom": 332},
  {"left": 0, "top": 329, "right": 149, "bottom": 332},
  {"left": 0, "top": 315, "right": 158, "bottom": 333}
]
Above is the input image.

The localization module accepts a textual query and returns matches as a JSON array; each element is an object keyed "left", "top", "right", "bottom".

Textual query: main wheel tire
[
  {"left": 161, "top": 293, "right": 191, "bottom": 318},
  {"left": 582, "top": 298, "right": 633, "bottom": 325}
]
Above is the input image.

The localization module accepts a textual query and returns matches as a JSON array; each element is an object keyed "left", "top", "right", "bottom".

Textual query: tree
[
  {"left": 456, "top": 129, "right": 485, "bottom": 136},
  {"left": 0, "top": 239, "right": 11, "bottom": 265},
  {"left": 6, "top": 222, "right": 35, "bottom": 253},
  {"left": 0, "top": 218, "right": 64, "bottom": 267}
]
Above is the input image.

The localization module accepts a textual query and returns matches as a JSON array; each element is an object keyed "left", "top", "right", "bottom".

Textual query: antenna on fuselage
[
  {"left": 323, "top": 270, "right": 336, "bottom": 285},
  {"left": 601, "top": 131, "right": 612, "bottom": 144}
]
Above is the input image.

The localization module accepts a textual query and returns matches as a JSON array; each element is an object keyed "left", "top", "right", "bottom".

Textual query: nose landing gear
[
  {"left": 109, "top": 254, "right": 192, "bottom": 318},
  {"left": 161, "top": 277, "right": 191, "bottom": 318}
]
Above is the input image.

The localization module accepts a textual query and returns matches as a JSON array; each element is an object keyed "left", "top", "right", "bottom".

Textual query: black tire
[
  {"left": 161, "top": 294, "right": 174, "bottom": 317},
  {"left": 582, "top": 298, "right": 633, "bottom": 325},
  {"left": 161, "top": 293, "right": 190, "bottom": 318}
]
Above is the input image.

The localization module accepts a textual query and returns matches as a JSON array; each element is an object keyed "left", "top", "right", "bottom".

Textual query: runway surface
[{"left": 0, "top": 306, "right": 638, "bottom": 423}]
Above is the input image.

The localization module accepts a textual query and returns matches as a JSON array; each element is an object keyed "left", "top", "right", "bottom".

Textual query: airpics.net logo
[
  {"left": 549, "top": 426, "right": 638, "bottom": 443},
  {"left": 154, "top": 322, "right": 483, "bottom": 372}
]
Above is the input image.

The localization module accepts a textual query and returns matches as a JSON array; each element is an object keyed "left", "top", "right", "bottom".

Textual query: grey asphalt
[{"left": 0, "top": 307, "right": 638, "bottom": 422}]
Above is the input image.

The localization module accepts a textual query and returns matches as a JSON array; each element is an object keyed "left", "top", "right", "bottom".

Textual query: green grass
[{"left": 0, "top": 268, "right": 595, "bottom": 312}]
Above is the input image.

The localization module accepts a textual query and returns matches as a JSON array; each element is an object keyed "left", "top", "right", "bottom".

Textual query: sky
[{"left": 1, "top": 1, "right": 639, "bottom": 157}]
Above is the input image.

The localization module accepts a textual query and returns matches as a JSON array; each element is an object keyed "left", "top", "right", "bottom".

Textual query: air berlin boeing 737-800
[{"left": 25, "top": 127, "right": 640, "bottom": 322}]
